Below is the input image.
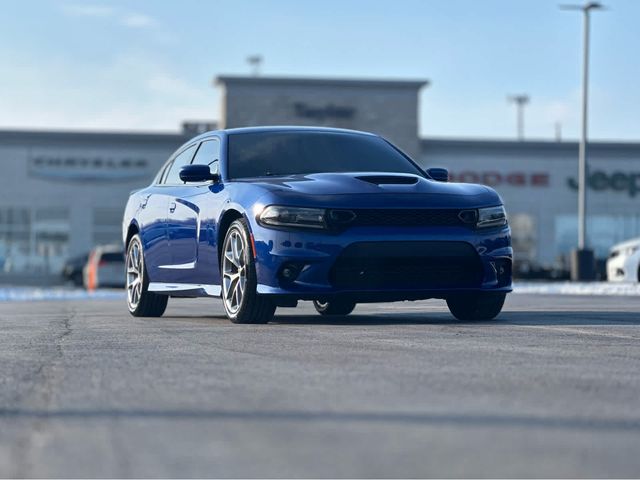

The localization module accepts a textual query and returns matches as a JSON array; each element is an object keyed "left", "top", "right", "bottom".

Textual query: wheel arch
[
  {"left": 217, "top": 209, "right": 247, "bottom": 265},
  {"left": 125, "top": 221, "right": 140, "bottom": 249}
]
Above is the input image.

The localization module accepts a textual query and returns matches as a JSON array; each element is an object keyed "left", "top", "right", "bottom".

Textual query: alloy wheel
[
  {"left": 126, "top": 239, "right": 143, "bottom": 310},
  {"left": 222, "top": 229, "right": 247, "bottom": 315}
]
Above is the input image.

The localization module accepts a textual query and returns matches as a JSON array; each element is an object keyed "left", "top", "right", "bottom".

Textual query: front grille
[
  {"left": 330, "top": 241, "right": 483, "bottom": 289},
  {"left": 347, "top": 209, "right": 470, "bottom": 228}
]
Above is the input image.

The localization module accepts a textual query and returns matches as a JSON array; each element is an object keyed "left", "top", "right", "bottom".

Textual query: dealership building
[{"left": 1, "top": 74, "right": 639, "bottom": 280}]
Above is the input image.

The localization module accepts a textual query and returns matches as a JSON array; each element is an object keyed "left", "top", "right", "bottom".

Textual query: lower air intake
[{"left": 330, "top": 241, "right": 483, "bottom": 289}]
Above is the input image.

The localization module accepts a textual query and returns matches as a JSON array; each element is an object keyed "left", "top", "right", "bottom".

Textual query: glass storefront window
[
  {"left": 510, "top": 213, "right": 537, "bottom": 264},
  {"left": 92, "top": 208, "right": 124, "bottom": 246},
  {"left": 0, "top": 207, "right": 69, "bottom": 274},
  {"left": 555, "top": 214, "right": 640, "bottom": 259}
]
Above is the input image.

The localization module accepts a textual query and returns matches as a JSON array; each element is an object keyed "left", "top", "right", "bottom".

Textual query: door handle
[{"left": 169, "top": 201, "right": 177, "bottom": 213}]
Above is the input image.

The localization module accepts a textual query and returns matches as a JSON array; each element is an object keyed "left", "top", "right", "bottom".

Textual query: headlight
[
  {"left": 258, "top": 206, "right": 327, "bottom": 229},
  {"left": 626, "top": 245, "right": 639, "bottom": 256},
  {"left": 477, "top": 205, "right": 507, "bottom": 228}
]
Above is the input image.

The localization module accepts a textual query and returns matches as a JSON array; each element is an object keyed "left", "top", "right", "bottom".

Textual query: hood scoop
[{"left": 355, "top": 175, "right": 419, "bottom": 185}]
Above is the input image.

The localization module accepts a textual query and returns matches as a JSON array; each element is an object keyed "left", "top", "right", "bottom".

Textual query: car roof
[{"left": 187, "top": 125, "right": 378, "bottom": 143}]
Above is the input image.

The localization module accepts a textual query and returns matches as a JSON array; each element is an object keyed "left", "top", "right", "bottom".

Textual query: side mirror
[
  {"left": 179, "top": 164, "right": 219, "bottom": 183},
  {"left": 426, "top": 167, "right": 449, "bottom": 182}
]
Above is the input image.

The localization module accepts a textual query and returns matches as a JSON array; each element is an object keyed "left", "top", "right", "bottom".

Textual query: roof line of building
[
  {"left": 215, "top": 75, "right": 429, "bottom": 89},
  {"left": 1, "top": 128, "right": 637, "bottom": 149},
  {"left": 421, "top": 137, "right": 640, "bottom": 149},
  {"left": 0, "top": 129, "right": 189, "bottom": 144}
]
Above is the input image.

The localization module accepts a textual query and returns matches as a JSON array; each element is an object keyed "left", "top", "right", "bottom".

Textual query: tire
[
  {"left": 221, "top": 219, "right": 275, "bottom": 324},
  {"left": 313, "top": 299, "right": 357, "bottom": 316},
  {"left": 126, "top": 234, "right": 168, "bottom": 317},
  {"left": 446, "top": 293, "right": 506, "bottom": 321}
]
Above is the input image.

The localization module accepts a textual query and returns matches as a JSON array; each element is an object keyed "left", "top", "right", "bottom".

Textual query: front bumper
[
  {"left": 251, "top": 223, "right": 512, "bottom": 301},
  {"left": 606, "top": 254, "right": 638, "bottom": 282}
]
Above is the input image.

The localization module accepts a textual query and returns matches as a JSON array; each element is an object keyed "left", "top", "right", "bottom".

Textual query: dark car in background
[{"left": 61, "top": 252, "right": 89, "bottom": 286}]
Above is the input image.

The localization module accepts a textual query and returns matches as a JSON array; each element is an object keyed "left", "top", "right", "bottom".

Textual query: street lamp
[
  {"left": 507, "top": 94, "right": 530, "bottom": 140},
  {"left": 560, "top": 1, "right": 605, "bottom": 281},
  {"left": 246, "top": 55, "right": 263, "bottom": 76}
]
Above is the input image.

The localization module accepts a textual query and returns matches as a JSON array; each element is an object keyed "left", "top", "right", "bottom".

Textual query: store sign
[
  {"left": 29, "top": 155, "right": 149, "bottom": 182},
  {"left": 294, "top": 102, "right": 355, "bottom": 120},
  {"left": 449, "top": 171, "right": 549, "bottom": 187},
  {"left": 567, "top": 170, "right": 640, "bottom": 197}
]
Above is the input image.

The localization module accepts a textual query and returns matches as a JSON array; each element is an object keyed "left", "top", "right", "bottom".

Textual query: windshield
[{"left": 227, "top": 131, "right": 423, "bottom": 179}]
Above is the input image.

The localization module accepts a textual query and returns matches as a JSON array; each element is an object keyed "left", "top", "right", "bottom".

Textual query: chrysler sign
[{"left": 29, "top": 155, "right": 150, "bottom": 182}]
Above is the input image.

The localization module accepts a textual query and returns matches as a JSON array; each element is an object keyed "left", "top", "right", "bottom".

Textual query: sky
[{"left": 0, "top": 0, "right": 638, "bottom": 141}]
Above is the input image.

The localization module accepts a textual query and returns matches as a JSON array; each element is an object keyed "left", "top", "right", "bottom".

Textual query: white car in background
[
  {"left": 607, "top": 237, "right": 640, "bottom": 282},
  {"left": 83, "top": 245, "right": 125, "bottom": 290}
]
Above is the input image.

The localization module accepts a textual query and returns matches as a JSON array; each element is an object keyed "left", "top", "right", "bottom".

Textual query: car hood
[
  {"left": 249, "top": 172, "right": 501, "bottom": 208},
  {"left": 611, "top": 237, "right": 640, "bottom": 252}
]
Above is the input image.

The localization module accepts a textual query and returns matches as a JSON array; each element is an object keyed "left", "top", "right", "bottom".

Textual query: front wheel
[
  {"left": 446, "top": 293, "right": 506, "bottom": 321},
  {"left": 313, "top": 299, "right": 357, "bottom": 316},
  {"left": 221, "top": 219, "right": 275, "bottom": 324},
  {"left": 126, "top": 234, "right": 168, "bottom": 317}
]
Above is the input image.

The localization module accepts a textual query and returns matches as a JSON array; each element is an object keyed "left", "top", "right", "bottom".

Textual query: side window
[
  {"left": 156, "top": 161, "right": 172, "bottom": 184},
  {"left": 191, "top": 139, "right": 221, "bottom": 174},
  {"left": 163, "top": 145, "right": 197, "bottom": 185}
]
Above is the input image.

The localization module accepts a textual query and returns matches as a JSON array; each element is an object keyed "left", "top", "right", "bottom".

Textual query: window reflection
[{"left": 555, "top": 215, "right": 640, "bottom": 258}]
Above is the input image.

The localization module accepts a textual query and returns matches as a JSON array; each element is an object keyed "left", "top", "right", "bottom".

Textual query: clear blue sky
[{"left": 1, "top": 0, "right": 638, "bottom": 140}]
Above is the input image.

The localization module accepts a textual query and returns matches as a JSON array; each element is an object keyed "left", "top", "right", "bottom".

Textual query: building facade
[
  {"left": 421, "top": 139, "right": 640, "bottom": 269},
  {"left": 1, "top": 74, "right": 638, "bottom": 279},
  {"left": 216, "top": 75, "right": 428, "bottom": 158},
  {"left": 0, "top": 130, "right": 187, "bottom": 277}
]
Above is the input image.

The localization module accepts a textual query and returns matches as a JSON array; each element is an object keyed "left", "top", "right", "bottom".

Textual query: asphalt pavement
[{"left": 1, "top": 293, "right": 639, "bottom": 477}]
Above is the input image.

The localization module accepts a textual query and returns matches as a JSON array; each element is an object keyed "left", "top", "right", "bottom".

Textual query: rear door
[{"left": 137, "top": 187, "right": 170, "bottom": 281}]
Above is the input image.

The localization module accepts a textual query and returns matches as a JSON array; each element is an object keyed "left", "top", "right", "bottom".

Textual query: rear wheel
[
  {"left": 126, "top": 234, "right": 168, "bottom": 317},
  {"left": 313, "top": 299, "right": 357, "bottom": 316},
  {"left": 221, "top": 219, "right": 275, "bottom": 324},
  {"left": 446, "top": 293, "right": 505, "bottom": 321}
]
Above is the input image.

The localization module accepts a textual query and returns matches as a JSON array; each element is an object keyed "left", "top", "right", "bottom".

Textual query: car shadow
[
  {"left": 269, "top": 310, "right": 640, "bottom": 327},
  {"left": 159, "top": 297, "right": 640, "bottom": 327}
]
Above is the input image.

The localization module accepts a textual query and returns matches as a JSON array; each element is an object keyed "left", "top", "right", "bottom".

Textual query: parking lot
[{"left": 1, "top": 292, "right": 639, "bottom": 477}]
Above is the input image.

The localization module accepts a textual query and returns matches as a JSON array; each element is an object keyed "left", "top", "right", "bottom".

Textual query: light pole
[
  {"left": 507, "top": 94, "right": 530, "bottom": 140},
  {"left": 560, "top": 1, "right": 605, "bottom": 281},
  {"left": 246, "top": 55, "right": 263, "bottom": 76}
]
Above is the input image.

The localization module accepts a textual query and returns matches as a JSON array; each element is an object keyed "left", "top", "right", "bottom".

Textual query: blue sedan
[{"left": 122, "top": 126, "right": 512, "bottom": 323}]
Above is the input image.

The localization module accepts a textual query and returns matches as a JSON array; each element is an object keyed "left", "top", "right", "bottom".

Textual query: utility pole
[
  {"left": 560, "top": 2, "right": 605, "bottom": 280},
  {"left": 507, "top": 94, "right": 529, "bottom": 140},
  {"left": 555, "top": 121, "right": 563, "bottom": 142}
]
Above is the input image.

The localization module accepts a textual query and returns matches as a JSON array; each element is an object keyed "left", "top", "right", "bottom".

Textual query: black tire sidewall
[
  {"left": 126, "top": 234, "right": 167, "bottom": 317},
  {"left": 313, "top": 299, "right": 357, "bottom": 316},
  {"left": 447, "top": 293, "right": 506, "bottom": 321}
]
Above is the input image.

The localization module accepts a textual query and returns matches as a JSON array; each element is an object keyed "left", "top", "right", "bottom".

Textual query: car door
[
  {"left": 159, "top": 144, "right": 198, "bottom": 276},
  {"left": 137, "top": 186, "right": 170, "bottom": 282},
  {"left": 183, "top": 139, "right": 223, "bottom": 284},
  {"left": 166, "top": 139, "right": 222, "bottom": 283}
]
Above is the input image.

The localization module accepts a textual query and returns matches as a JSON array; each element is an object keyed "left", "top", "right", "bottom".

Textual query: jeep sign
[{"left": 567, "top": 170, "right": 640, "bottom": 197}]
